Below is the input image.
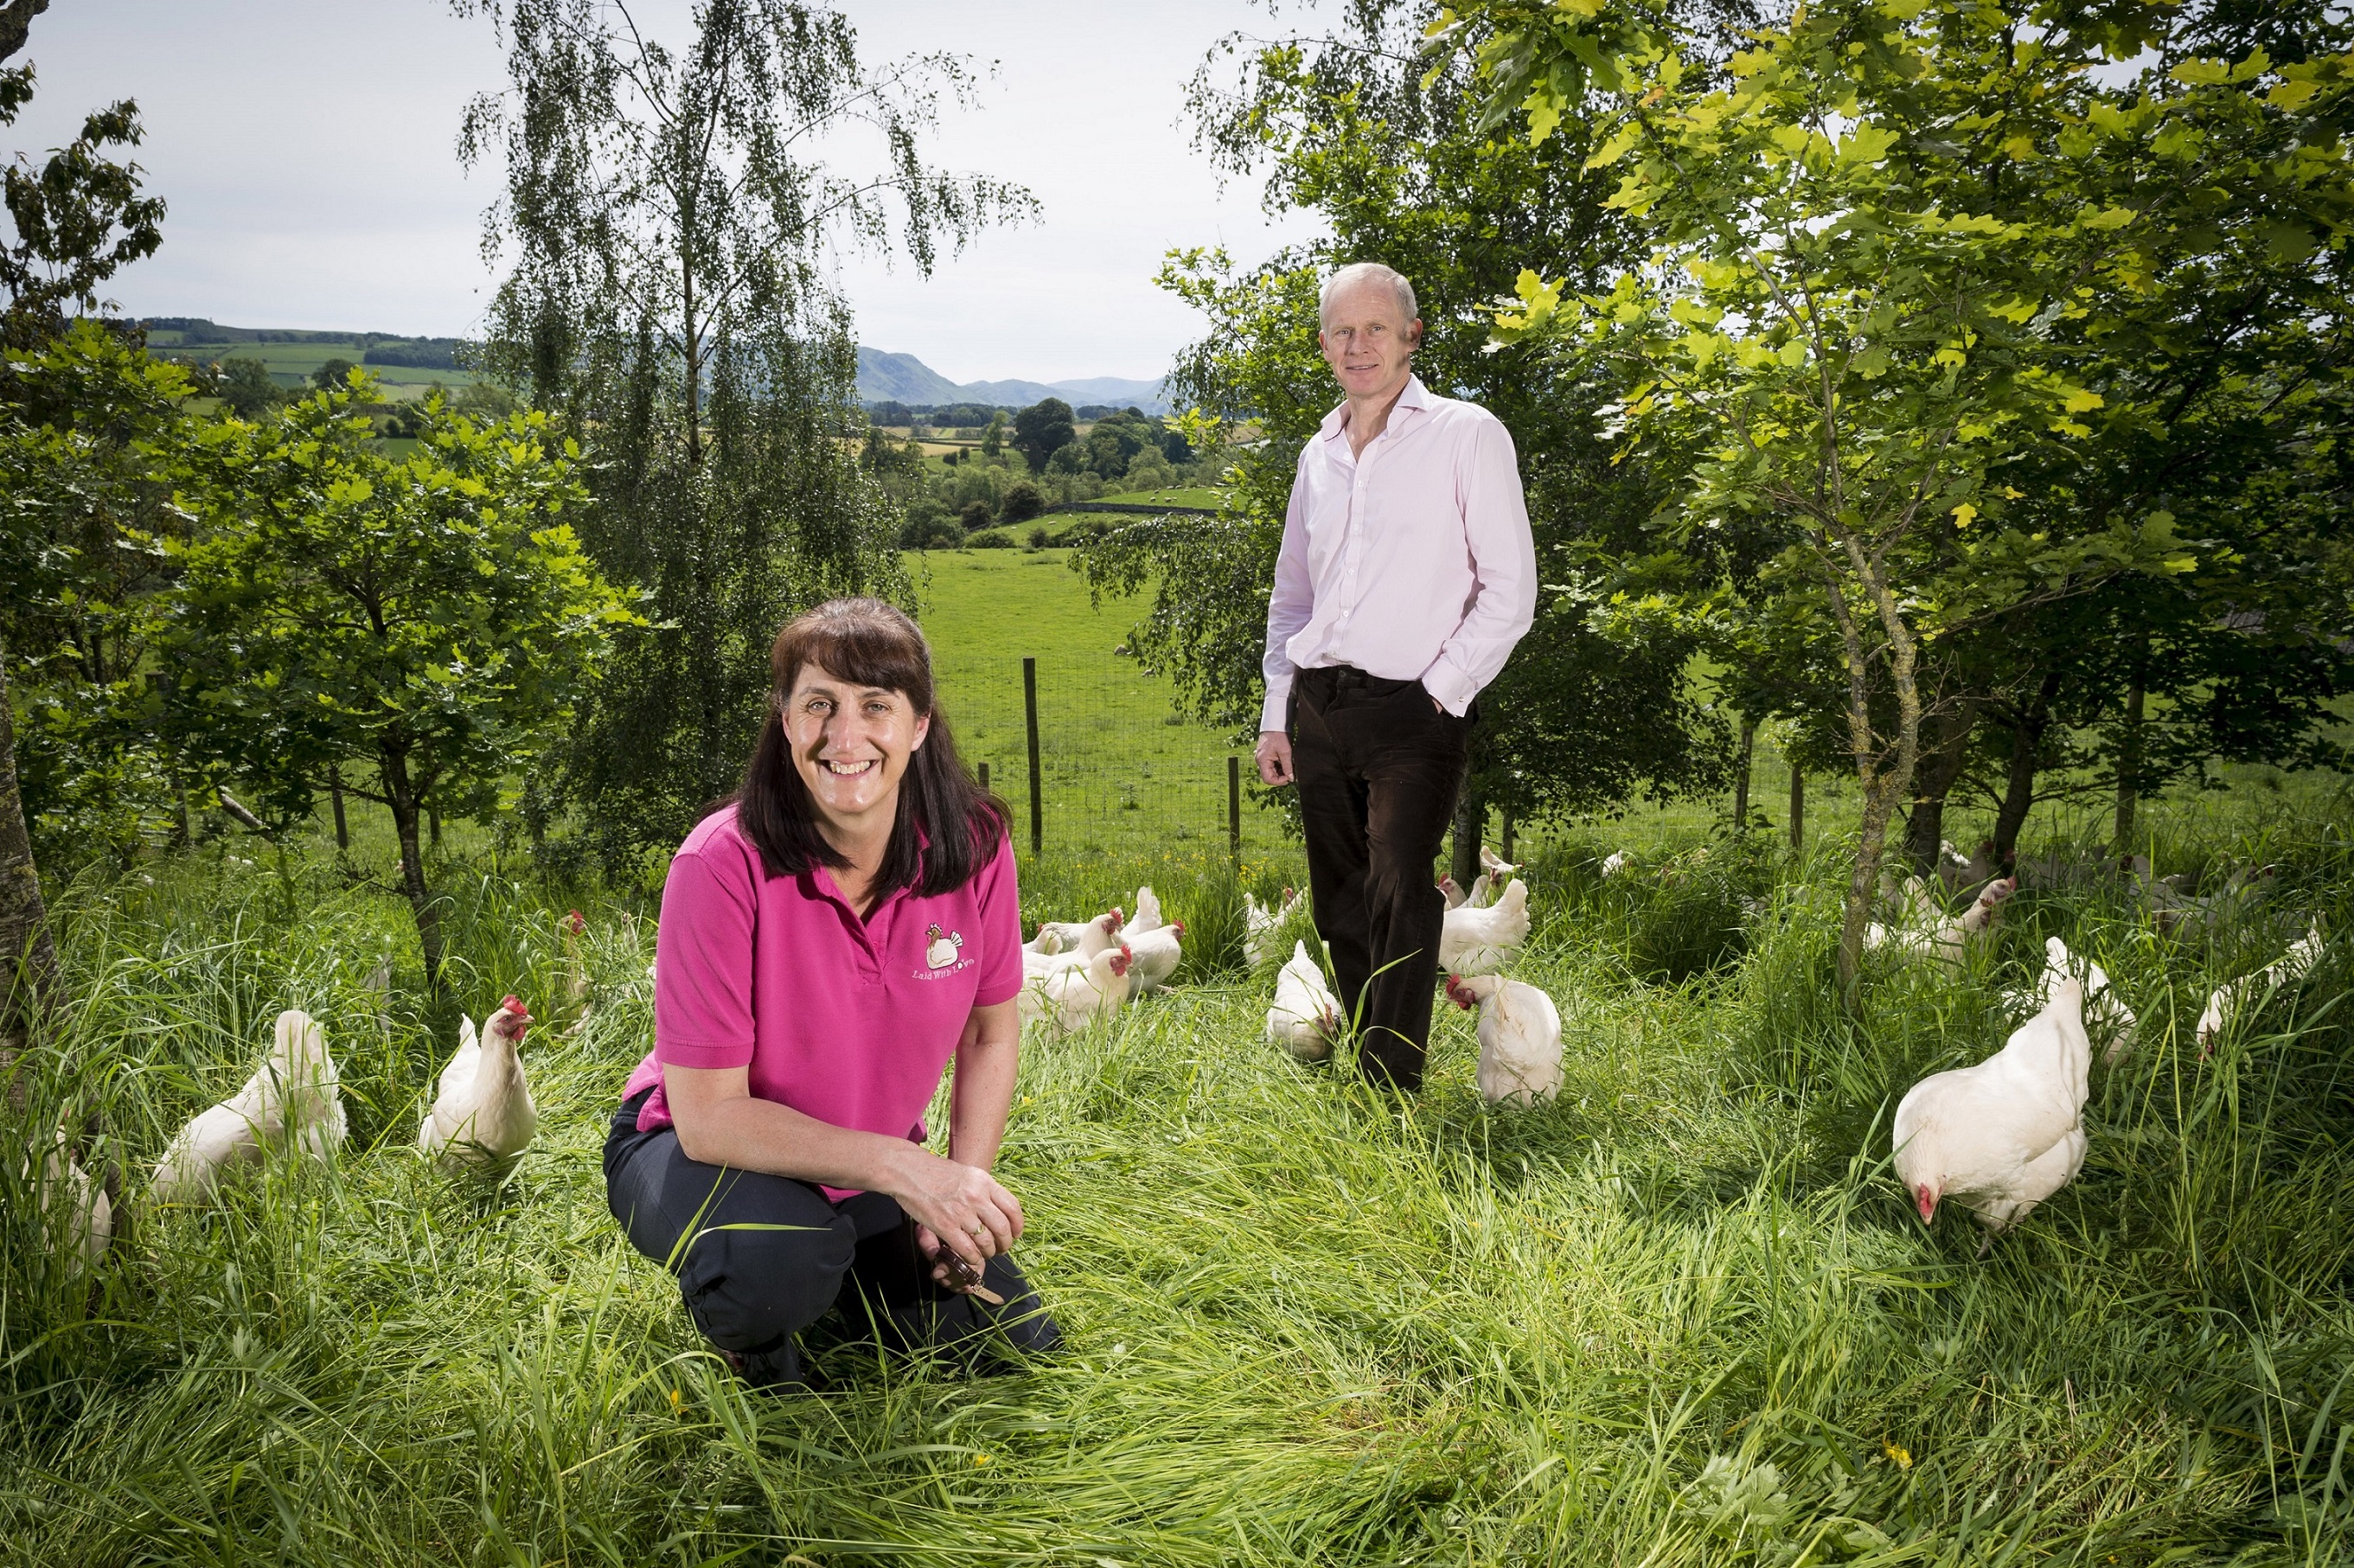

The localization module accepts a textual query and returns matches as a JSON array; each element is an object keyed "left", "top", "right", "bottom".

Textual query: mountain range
[{"left": 856, "top": 347, "right": 1169, "bottom": 413}]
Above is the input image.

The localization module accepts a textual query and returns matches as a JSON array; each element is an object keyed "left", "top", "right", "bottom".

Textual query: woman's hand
[{"left": 890, "top": 1144, "right": 1023, "bottom": 1278}]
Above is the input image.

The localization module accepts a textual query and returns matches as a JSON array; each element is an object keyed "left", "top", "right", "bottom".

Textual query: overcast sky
[{"left": 9, "top": 1, "right": 1332, "bottom": 384}]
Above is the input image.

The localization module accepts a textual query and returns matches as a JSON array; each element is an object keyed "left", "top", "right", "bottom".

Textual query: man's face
[{"left": 1320, "top": 278, "right": 1421, "bottom": 404}]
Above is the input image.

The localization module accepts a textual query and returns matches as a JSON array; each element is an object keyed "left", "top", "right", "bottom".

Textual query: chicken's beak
[{"left": 1914, "top": 1184, "right": 1938, "bottom": 1224}]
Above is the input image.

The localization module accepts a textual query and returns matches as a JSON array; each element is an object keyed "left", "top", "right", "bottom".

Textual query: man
[{"left": 1255, "top": 261, "right": 1536, "bottom": 1091}]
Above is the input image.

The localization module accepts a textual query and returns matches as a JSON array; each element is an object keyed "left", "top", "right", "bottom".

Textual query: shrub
[
  {"left": 899, "top": 507, "right": 962, "bottom": 550},
  {"left": 1001, "top": 480, "right": 1046, "bottom": 523},
  {"left": 959, "top": 500, "right": 993, "bottom": 532},
  {"left": 1027, "top": 526, "right": 1051, "bottom": 548},
  {"left": 969, "top": 530, "right": 1014, "bottom": 548},
  {"left": 1598, "top": 835, "right": 1781, "bottom": 982}
]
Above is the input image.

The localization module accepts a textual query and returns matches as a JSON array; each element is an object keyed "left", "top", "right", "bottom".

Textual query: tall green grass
[{"left": 3, "top": 775, "right": 2353, "bottom": 1564}]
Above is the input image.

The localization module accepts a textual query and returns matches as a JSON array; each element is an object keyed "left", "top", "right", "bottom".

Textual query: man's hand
[{"left": 1256, "top": 729, "right": 1295, "bottom": 786}]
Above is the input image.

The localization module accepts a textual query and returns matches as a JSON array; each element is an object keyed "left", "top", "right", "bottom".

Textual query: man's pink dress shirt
[{"left": 1259, "top": 374, "right": 1537, "bottom": 732}]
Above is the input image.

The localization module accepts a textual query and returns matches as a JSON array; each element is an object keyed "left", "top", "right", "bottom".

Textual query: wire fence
[{"left": 930, "top": 652, "right": 1295, "bottom": 862}]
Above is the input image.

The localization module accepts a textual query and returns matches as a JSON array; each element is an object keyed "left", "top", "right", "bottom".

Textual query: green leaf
[
  {"left": 1839, "top": 124, "right": 1898, "bottom": 163},
  {"left": 1586, "top": 120, "right": 1645, "bottom": 170}
]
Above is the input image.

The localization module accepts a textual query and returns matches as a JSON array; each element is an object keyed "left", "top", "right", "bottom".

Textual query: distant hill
[
  {"left": 137, "top": 323, "right": 1167, "bottom": 412},
  {"left": 855, "top": 346, "right": 1168, "bottom": 413},
  {"left": 854, "top": 347, "right": 967, "bottom": 405}
]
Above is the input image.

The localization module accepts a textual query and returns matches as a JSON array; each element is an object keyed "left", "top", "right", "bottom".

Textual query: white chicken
[
  {"left": 151, "top": 1008, "right": 346, "bottom": 1205},
  {"left": 1267, "top": 939, "right": 1343, "bottom": 1061},
  {"left": 1866, "top": 875, "right": 2017, "bottom": 972},
  {"left": 1479, "top": 843, "right": 1520, "bottom": 880},
  {"left": 1439, "top": 878, "right": 1531, "bottom": 975},
  {"left": 29, "top": 1123, "right": 110, "bottom": 1278},
  {"left": 1893, "top": 938, "right": 2089, "bottom": 1248},
  {"left": 1129, "top": 886, "right": 1166, "bottom": 934},
  {"left": 1444, "top": 972, "right": 1563, "bottom": 1106},
  {"left": 2195, "top": 921, "right": 2324, "bottom": 1055},
  {"left": 363, "top": 945, "right": 394, "bottom": 1036},
  {"left": 1124, "top": 919, "right": 1186, "bottom": 992},
  {"left": 419, "top": 995, "right": 539, "bottom": 1177},
  {"left": 1021, "top": 944, "right": 1135, "bottom": 1033},
  {"left": 1024, "top": 910, "right": 1124, "bottom": 979},
  {"left": 1599, "top": 851, "right": 1629, "bottom": 879},
  {"left": 1027, "top": 906, "right": 1123, "bottom": 957},
  {"left": 1244, "top": 886, "right": 1301, "bottom": 969},
  {"left": 1438, "top": 875, "right": 1468, "bottom": 912},
  {"left": 2001, "top": 940, "right": 2139, "bottom": 1067}
]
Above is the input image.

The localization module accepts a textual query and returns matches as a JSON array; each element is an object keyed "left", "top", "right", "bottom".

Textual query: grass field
[
  {"left": 143, "top": 336, "right": 491, "bottom": 395},
  {"left": 5, "top": 554, "right": 2354, "bottom": 1564},
  {"left": 907, "top": 548, "right": 1292, "bottom": 863},
  {"left": 1089, "top": 486, "right": 1227, "bottom": 509}
]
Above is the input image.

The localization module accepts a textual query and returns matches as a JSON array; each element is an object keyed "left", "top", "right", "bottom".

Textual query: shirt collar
[{"left": 1321, "top": 373, "right": 1430, "bottom": 442}]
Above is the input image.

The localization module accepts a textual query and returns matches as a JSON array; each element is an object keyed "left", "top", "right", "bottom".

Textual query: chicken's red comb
[
  {"left": 502, "top": 993, "right": 528, "bottom": 1014},
  {"left": 563, "top": 909, "right": 585, "bottom": 934}
]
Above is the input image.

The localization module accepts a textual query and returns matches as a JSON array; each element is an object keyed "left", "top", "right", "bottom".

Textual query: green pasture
[
  {"left": 145, "top": 338, "right": 489, "bottom": 394},
  {"left": 908, "top": 547, "right": 1291, "bottom": 861}
]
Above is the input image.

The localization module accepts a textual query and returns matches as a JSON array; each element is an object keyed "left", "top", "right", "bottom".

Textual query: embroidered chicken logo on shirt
[{"left": 924, "top": 925, "right": 964, "bottom": 970}]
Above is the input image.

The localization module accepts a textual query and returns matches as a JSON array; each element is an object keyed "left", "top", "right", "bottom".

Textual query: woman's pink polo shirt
[{"left": 619, "top": 804, "right": 1024, "bottom": 1200}]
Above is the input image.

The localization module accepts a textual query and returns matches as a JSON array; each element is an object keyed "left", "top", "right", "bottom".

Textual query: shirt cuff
[
  {"left": 1420, "top": 656, "right": 1476, "bottom": 717},
  {"left": 1259, "top": 671, "right": 1294, "bottom": 734},
  {"left": 655, "top": 1037, "right": 756, "bottom": 1070}
]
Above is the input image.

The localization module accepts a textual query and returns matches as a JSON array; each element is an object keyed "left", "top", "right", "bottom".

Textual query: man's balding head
[{"left": 1319, "top": 262, "right": 1422, "bottom": 407}]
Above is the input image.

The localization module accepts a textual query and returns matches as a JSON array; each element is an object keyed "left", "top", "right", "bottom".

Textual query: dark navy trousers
[{"left": 603, "top": 1089, "right": 1060, "bottom": 1378}]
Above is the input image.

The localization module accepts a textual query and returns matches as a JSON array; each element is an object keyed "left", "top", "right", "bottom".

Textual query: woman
[{"left": 604, "top": 598, "right": 1058, "bottom": 1391}]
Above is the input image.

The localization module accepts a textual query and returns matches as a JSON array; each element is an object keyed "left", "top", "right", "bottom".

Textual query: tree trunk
[
  {"left": 1993, "top": 669, "right": 2063, "bottom": 860},
  {"left": 330, "top": 768, "right": 349, "bottom": 850},
  {"left": 0, "top": 651, "right": 61, "bottom": 1087},
  {"left": 1499, "top": 803, "right": 1516, "bottom": 867},
  {"left": 2113, "top": 672, "right": 2145, "bottom": 850},
  {"left": 382, "top": 746, "right": 446, "bottom": 994},
  {"left": 1820, "top": 534, "right": 1923, "bottom": 993},
  {"left": 1788, "top": 765, "right": 1804, "bottom": 852},
  {"left": 1731, "top": 717, "right": 1756, "bottom": 828},
  {"left": 428, "top": 806, "right": 441, "bottom": 848},
  {"left": 1450, "top": 781, "right": 1484, "bottom": 892},
  {"left": 1903, "top": 696, "right": 1980, "bottom": 873}
]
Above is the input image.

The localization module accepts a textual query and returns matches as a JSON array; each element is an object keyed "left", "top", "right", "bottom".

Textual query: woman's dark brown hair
[{"left": 733, "top": 598, "right": 1007, "bottom": 897}]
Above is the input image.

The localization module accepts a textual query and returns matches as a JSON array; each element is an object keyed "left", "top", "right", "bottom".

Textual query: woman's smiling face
[{"left": 783, "top": 663, "right": 930, "bottom": 839}]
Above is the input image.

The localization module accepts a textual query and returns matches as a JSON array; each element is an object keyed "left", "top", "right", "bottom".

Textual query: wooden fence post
[
  {"left": 1022, "top": 657, "right": 1042, "bottom": 857},
  {"left": 1789, "top": 766, "right": 1805, "bottom": 852},
  {"left": 1227, "top": 755, "right": 1241, "bottom": 863},
  {"left": 977, "top": 761, "right": 989, "bottom": 795}
]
